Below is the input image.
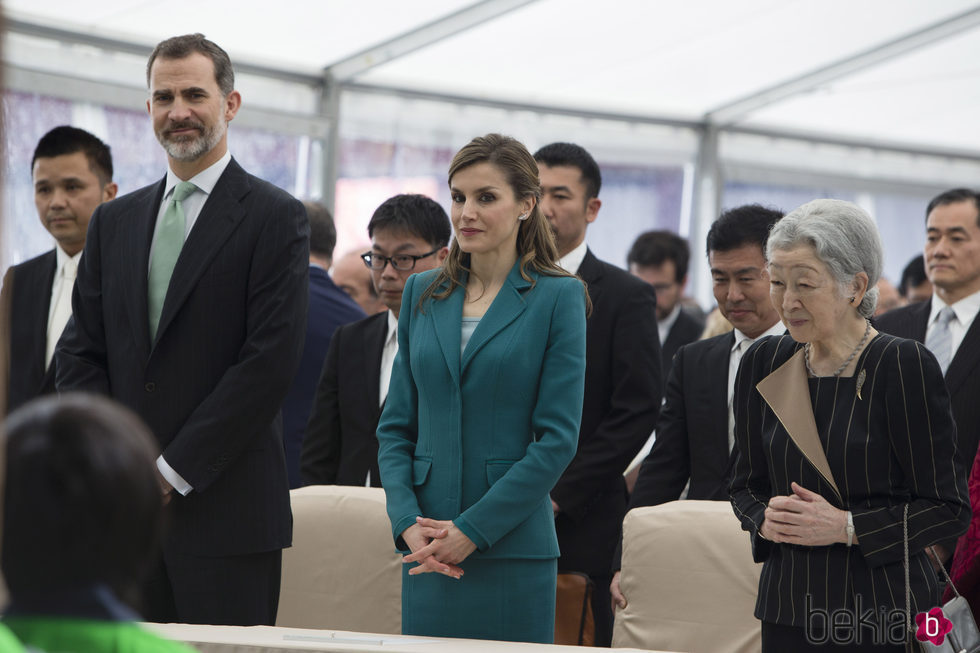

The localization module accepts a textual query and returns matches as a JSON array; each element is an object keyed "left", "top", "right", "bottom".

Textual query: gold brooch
[{"left": 856, "top": 369, "right": 867, "bottom": 400}]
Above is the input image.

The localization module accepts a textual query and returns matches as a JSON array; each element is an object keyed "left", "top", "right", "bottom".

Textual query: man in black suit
[
  {"left": 876, "top": 187, "right": 980, "bottom": 502},
  {"left": 301, "top": 194, "right": 450, "bottom": 487},
  {"left": 3, "top": 126, "right": 117, "bottom": 413},
  {"left": 535, "top": 143, "right": 662, "bottom": 646},
  {"left": 627, "top": 230, "right": 704, "bottom": 377},
  {"left": 281, "top": 201, "right": 365, "bottom": 489},
  {"left": 56, "top": 34, "right": 308, "bottom": 626},
  {"left": 610, "top": 204, "right": 784, "bottom": 609}
]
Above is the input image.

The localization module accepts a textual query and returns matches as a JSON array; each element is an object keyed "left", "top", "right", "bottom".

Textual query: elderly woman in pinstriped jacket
[{"left": 730, "top": 199, "right": 969, "bottom": 652}]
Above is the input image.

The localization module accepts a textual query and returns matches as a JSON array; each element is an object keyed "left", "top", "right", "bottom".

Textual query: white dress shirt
[
  {"left": 728, "top": 321, "right": 785, "bottom": 451},
  {"left": 927, "top": 289, "right": 980, "bottom": 363},
  {"left": 46, "top": 247, "right": 81, "bottom": 367},
  {"left": 557, "top": 240, "right": 589, "bottom": 275},
  {"left": 154, "top": 152, "right": 233, "bottom": 497},
  {"left": 379, "top": 310, "right": 399, "bottom": 407}
]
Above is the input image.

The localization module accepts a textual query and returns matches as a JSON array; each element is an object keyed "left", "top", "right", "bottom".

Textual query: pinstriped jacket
[{"left": 730, "top": 333, "right": 969, "bottom": 628}]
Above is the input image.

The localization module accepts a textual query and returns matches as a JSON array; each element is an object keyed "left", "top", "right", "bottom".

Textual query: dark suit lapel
[
  {"left": 576, "top": 249, "right": 604, "bottom": 306},
  {"left": 705, "top": 332, "right": 734, "bottom": 459},
  {"left": 911, "top": 299, "right": 930, "bottom": 342},
  {"left": 365, "top": 311, "right": 389, "bottom": 419},
  {"left": 155, "top": 160, "right": 249, "bottom": 345},
  {"left": 125, "top": 179, "right": 165, "bottom": 359},
  {"left": 29, "top": 251, "right": 58, "bottom": 378},
  {"left": 946, "top": 302, "right": 980, "bottom": 392},
  {"left": 461, "top": 264, "right": 531, "bottom": 376}
]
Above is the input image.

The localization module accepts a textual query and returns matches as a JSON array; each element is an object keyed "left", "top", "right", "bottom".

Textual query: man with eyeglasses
[
  {"left": 627, "top": 230, "right": 703, "bottom": 381},
  {"left": 280, "top": 202, "right": 365, "bottom": 489},
  {"left": 301, "top": 194, "right": 451, "bottom": 487}
]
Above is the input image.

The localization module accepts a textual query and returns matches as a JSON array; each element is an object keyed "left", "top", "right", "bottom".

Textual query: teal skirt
[{"left": 401, "top": 557, "right": 556, "bottom": 643}]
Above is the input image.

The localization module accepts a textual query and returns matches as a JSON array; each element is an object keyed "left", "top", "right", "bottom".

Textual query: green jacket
[
  {"left": 3, "top": 617, "right": 195, "bottom": 653},
  {"left": 378, "top": 263, "right": 587, "bottom": 557}
]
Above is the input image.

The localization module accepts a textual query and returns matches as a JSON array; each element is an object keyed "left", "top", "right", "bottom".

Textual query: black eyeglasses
[{"left": 361, "top": 247, "right": 441, "bottom": 271}]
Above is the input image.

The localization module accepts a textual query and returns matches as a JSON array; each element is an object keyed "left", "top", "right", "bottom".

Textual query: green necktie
[{"left": 148, "top": 181, "right": 196, "bottom": 341}]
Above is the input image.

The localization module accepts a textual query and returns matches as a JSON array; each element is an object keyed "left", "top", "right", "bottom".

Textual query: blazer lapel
[
  {"left": 946, "top": 304, "right": 980, "bottom": 392},
  {"left": 755, "top": 348, "right": 842, "bottom": 500},
  {"left": 706, "top": 332, "right": 734, "bottom": 457},
  {"left": 125, "top": 179, "right": 165, "bottom": 359},
  {"left": 154, "top": 161, "right": 249, "bottom": 345},
  {"left": 31, "top": 252, "right": 58, "bottom": 377},
  {"left": 461, "top": 264, "right": 531, "bottom": 376},
  {"left": 366, "top": 311, "right": 389, "bottom": 418},
  {"left": 431, "top": 282, "right": 464, "bottom": 387},
  {"left": 576, "top": 249, "right": 604, "bottom": 306}
]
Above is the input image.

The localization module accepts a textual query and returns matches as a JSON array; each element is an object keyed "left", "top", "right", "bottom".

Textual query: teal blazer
[{"left": 377, "top": 261, "right": 586, "bottom": 560}]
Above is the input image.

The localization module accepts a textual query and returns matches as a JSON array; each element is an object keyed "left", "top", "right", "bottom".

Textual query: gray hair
[{"left": 766, "top": 199, "right": 882, "bottom": 318}]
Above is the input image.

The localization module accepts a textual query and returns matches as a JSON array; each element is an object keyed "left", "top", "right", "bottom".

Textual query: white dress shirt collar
[
  {"left": 929, "top": 289, "right": 980, "bottom": 329},
  {"left": 557, "top": 240, "right": 589, "bottom": 275},
  {"left": 164, "top": 150, "right": 231, "bottom": 200},
  {"left": 54, "top": 245, "right": 82, "bottom": 274}
]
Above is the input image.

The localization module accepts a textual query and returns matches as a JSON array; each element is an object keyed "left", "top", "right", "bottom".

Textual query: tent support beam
[
  {"left": 705, "top": 6, "right": 980, "bottom": 126},
  {"left": 688, "top": 126, "right": 722, "bottom": 309},
  {"left": 323, "top": 0, "right": 540, "bottom": 82}
]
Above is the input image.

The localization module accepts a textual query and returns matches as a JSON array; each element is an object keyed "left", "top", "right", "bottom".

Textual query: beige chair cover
[
  {"left": 278, "top": 486, "right": 401, "bottom": 634},
  {"left": 612, "top": 500, "right": 762, "bottom": 653}
]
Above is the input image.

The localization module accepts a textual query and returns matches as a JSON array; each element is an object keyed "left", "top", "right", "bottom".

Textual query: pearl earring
[{"left": 518, "top": 213, "right": 529, "bottom": 221}]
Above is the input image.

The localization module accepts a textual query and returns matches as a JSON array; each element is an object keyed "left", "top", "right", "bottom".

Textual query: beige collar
[{"left": 755, "top": 348, "right": 841, "bottom": 500}]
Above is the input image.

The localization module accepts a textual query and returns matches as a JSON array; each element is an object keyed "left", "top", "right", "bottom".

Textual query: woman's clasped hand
[{"left": 401, "top": 517, "right": 477, "bottom": 579}]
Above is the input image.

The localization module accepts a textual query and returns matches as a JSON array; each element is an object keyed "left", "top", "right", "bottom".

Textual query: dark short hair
[
  {"left": 2, "top": 394, "right": 163, "bottom": 605},
  {"left": 147, "top": 33, "right": 234, "bottom": 97},
  {"left": 533, "top": 142, "right": 602, "bottom": 200},
  {"left": 31, "top": 125, "right": 113, "bottom": 185},
  {"left": 706, "top": 204, "right": 784, "bottom": 256},
  {"left": 304, "top": 201, "right": 337, "bottom": 259},
  {"left": 627, "top": 230, "right": 691, "bottom": 282},
  {"left": 925, "top": 188, "right": 980, "bottom": 225},
  {"left": 899, "top": 254, "right": 928, "bottom": 296},
  {"left": 367, "top": 194, "right": 452, "bottom": 249}
]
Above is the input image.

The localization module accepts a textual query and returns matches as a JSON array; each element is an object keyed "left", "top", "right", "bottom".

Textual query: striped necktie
[
  {"left": 925, "top": 306, "right": 956, "bottom": 374},
  {"left": 148, "top": 181, "right": 196, "bottom": 341}
]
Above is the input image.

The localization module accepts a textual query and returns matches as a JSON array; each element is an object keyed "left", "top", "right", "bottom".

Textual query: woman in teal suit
[{"left": 377, "top": 134, "right": 588, "bottom": 643}]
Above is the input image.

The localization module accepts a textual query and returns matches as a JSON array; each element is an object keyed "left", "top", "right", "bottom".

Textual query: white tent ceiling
[{"left": 4, "top": 0, "right": 980, "bottom": 154}]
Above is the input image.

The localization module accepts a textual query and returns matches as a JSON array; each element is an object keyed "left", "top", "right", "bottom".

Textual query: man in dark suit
[
  {"left": 876, "top": 188, "right": 980, "bottom": 526},
  {"left": 281, "top": 201, "right": 365, "bottom": 489},
  {"left": 535, "top": 142, "right": 662, "bottom": 646},
  {"left": 301, "top": 194, "right": 450, "bottom": 487},
  {"left": 3, "top": 126, "right": 117, "bottom": 413},
  {"left": 56, "top": 34, "right": 308, "bottom": 626},
  {"left": 610, "top": 204, "right": 784, "bottom": 609},
  {"left": 627, "top": 230, "right": 704, "bottom": 376}
]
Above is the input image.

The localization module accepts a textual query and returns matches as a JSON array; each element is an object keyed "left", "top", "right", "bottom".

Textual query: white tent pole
[
  {"left": 323, "top": 0, "right": 540, "bottom": 82},
  {"left": 688, "top": 126, "right": 722, "bottom": 310},
  {"left": 705, "top": 6, "right": 980, "bottom": 127}
]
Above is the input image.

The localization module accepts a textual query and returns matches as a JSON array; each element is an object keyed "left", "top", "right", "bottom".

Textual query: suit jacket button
[{"left": 145, "top": 382, "right": 156, "bottom": 392}]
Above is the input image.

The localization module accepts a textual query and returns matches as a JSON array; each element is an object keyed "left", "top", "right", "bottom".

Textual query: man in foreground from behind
[{"left": 1, "top": 394, "right": 193, "bottom": 652}]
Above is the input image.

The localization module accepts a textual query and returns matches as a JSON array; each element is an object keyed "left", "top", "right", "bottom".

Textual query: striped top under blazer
[{"left": 730, "top": 333, "right": 969, "bottom": 628}]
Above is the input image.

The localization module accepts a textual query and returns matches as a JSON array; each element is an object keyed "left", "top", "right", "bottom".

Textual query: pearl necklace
[{"left": 805, "top": 319, "right": 872, "bottom": 378}]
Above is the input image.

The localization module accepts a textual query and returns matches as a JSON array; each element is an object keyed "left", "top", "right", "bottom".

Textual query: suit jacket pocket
[
  {"left": 413, "top": 457, "right": 432, "bottom": 486},
  {"left": 486, "top": 459, "right": 518, "bottom": 486}
]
